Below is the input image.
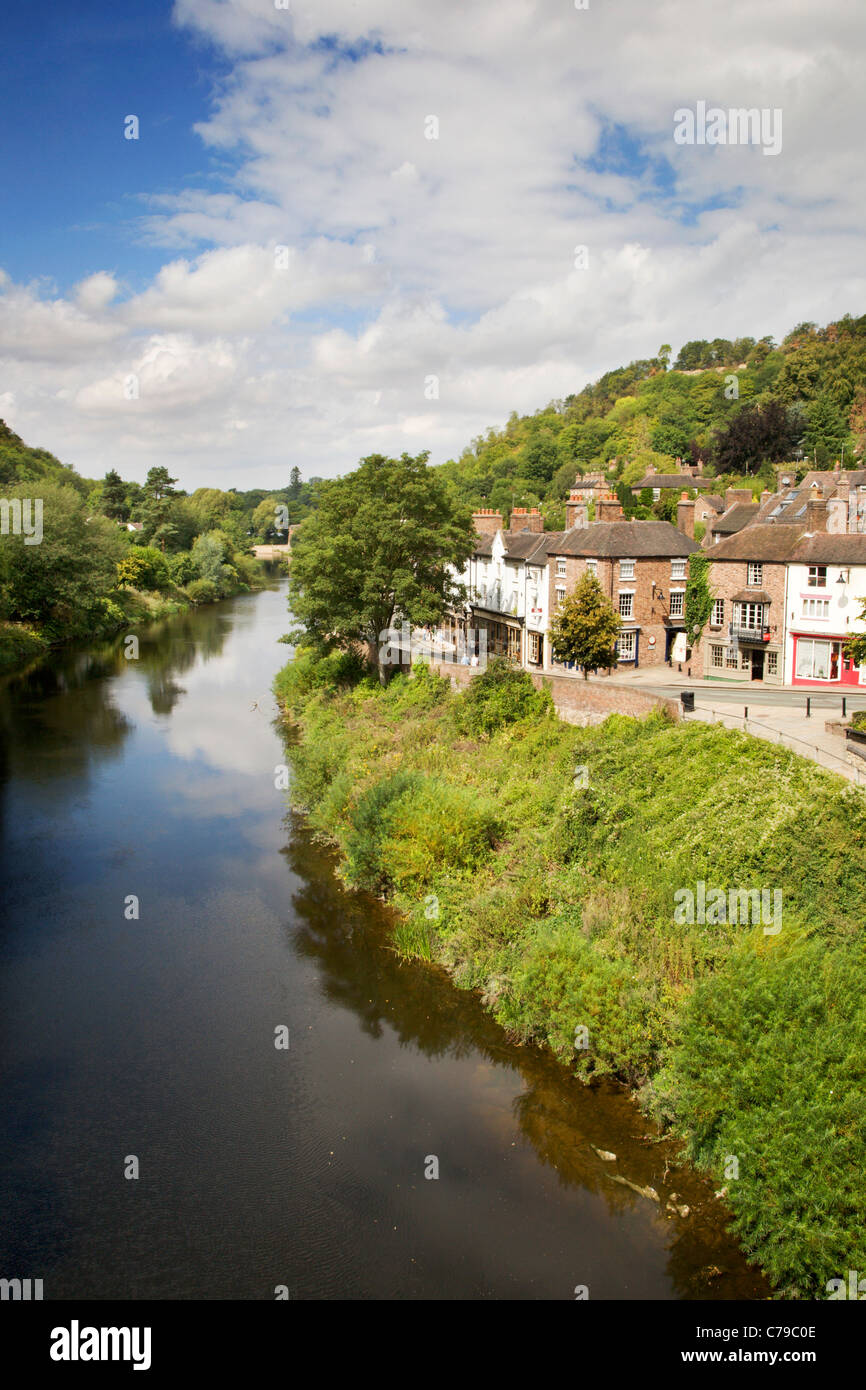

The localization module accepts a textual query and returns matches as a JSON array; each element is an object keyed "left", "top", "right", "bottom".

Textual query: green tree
[
  {"left": 116, "top": 546, "right": 171, "bottom": 591},
  {"left": 548, "top": 571, "right": 621, "bottom": 679},
  {"left": 289, "top": 451, "right": 475, "bottom": 685},
  {"left": 102, "top": 468, "right": 128, "bottom": 521},
  {"left": 0, "top": 481, "right": 127, "bottom": 639},
  {"left": 141, "top": 467, "right": 180, "bottom": 547},
  {"left": 844, "top": 606, "right": 866, "bottom": 666}
]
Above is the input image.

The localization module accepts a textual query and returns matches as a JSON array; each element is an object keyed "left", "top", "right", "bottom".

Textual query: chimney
[
  {"left": 676, "top": 491, "right": 695, "bottom": 539},
  {"left": 760, "top": 489, "right": 772, "bottom": 506},
  {"left": 724, "top": 487, "right": 752, "bottom": 511},
  {"left": 645, "top": 463, "right": 657, "bottom": 478},
  {"left": 695, "top": 456, "right": 704, "bottom": 475},
  {"left": 596, "top": 492, "right": 624, "bottom": 524},
  {"left": 566, "top": 491, "right": 588, "bottom": 530},
  {"left": 510, "top": 507, "right": 543, "bottom": 533},
  {"left": 805, "top": 497, "right": 828, "bottom": 533},
  {"left": 472, "top": 509, "right": 503, "bottom": 538},
  {"left": 775, "top": 466, "right": 794, "bottom": 493},
  {"left": 835, "top": 473, "right": 850, "bottom": 501}
]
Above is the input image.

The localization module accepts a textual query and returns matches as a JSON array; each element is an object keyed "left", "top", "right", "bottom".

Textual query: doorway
[{"left": 751, "top": 649, "right": 764, "bottom": 681}]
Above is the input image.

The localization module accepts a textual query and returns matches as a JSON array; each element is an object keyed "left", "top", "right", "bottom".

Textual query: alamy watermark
[
  {"left": 673, "top": 881, "right": 782, "bottom": 935},
  {"left": 0, "top": 497, "right": 43, "bottom": 544},
  {"left": 378, "top": 623, "right": 488, "bottom": 669},
  {"left": 673, "top": 102, "right": 782, "bottom": 157}
]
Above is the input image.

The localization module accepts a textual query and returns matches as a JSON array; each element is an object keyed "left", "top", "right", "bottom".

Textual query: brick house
[
  {"left": 544, "top": 505, "right": 700, "bottom": 671},
  {"left": 696, "top": 524, "right": 805, "bottom": 685}
]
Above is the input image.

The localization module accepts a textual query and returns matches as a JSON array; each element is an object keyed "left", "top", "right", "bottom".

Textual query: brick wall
[
  {"left": 547, "top": 553, "right": 688, "bottom": 670},
  {"left": 696, "top": 557, "right": 786, "bottom": 684},
  {"left": 427, "top": 659, "right": 681, "bottom": 724}
]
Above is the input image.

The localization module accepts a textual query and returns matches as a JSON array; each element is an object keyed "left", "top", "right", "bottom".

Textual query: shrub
[
  {"left": 116, "top": 547, "right": 171, "bottom": 591},
  {"left": 168, "top": 552, "right": 197, "bottom": 585},
  {"left": 186, "top": 577, "right": 218, "bottom": 604},
  {"left": 455, "top": 656, "right": 553, "bottom": 737},
  {"left": 274, "top": 646, "right": 369, "bottom": 711}
]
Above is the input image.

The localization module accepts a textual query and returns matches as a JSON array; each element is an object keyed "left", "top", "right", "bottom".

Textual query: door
[{"left": 751, "top": 649, "right": 764, "bottom": 681}]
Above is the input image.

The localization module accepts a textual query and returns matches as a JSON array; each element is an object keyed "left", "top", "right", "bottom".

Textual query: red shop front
[{"left": 790, "top": 632, "right": 864, "bottom": 686}]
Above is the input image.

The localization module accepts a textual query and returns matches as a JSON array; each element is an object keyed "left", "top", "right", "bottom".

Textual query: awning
[{"left": 732, "top": 590, "right": 772, "bottom": 603}]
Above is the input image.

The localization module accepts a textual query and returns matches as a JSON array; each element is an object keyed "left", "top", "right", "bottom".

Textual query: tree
[
  {"left": 102, "top": 468, "right": 128, "bottom": 521},
  {"left": 288, "top": 451, "right": 475, "bottom": 685},
  {"left": 116, "top": 546, "right": 171, "bottom": 591},
  {"left": 711, "top": 401, "right": 799, "bottom": 474},
  {"left": 289, "top": 466, "right": 302, "bottom": 498},
  {"left": 0, "top": 481, "right": 127, "bottom": 639},
  {"left": 548, "top": 571, "right": 621, "bottom": 679},
  {"left": 844, "top": 605, "right": 866, "bottom": 667},
  {"left": 140, "top": 467, "right": 179, "bottom": 548}
]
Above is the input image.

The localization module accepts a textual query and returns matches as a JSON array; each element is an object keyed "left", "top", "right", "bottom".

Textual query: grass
[{"left": 275, "top": 649, "right": 866, "bottom": 1297}]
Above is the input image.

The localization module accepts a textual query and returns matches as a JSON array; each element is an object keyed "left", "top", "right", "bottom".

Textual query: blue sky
[{"left": 0, "top": 0, "right": 863, "bottom": 487}]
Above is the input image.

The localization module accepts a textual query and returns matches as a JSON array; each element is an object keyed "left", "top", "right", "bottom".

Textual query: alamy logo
[
  {"left": 673, "top": 102, "right": 782, "bottom": 157},
  {"left": 50, "top": 1320, "right": 152, "bottom": 1371},
  {"left": 673, "top": 881, "right": 782, "bottom": 935},
  {"left": 826, "top": 1270, "right": 866, "bottom": 1300},
  {"left": 0, "top": 497, "right": 43, "bottom": 544},
  {"left": 0, "top": 1277, "right": 43, "bottom": 1300}
]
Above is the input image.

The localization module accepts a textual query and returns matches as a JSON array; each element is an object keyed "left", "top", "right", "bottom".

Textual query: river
[{"left": 0, "top": 581, "right": 768, "bottom": 1300}]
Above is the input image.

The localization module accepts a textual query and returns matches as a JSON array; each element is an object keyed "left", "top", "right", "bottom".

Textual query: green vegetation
[
  {"left": 548, "top": 571, "right": 621, "bottom": 678},
  {"left": 288, "top": 451, "right": 476, "bottom": 685},
  {"left": 0, "top": 424, "right": 275, "bottom": 672},
  {"left": 434, "top": 313, "right": 866, "bottom": 522},
  {"left": 276, "top": 650, "right": 866, "bottom": 1297}
]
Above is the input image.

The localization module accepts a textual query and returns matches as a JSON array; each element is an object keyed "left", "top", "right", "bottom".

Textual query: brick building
[
  {"left": 545, "top": 509, "right": 699, "bottom": 671},
  {"left": 696, "top": 524, "right": 805, "bottom": 685}
]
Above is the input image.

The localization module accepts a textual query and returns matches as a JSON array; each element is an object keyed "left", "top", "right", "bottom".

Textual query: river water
[{"left": 0, "top": 582, "right": 768, "bottom": 1300}]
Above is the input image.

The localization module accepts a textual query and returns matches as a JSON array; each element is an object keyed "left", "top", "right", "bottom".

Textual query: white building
[{"left": 783, "top": 535, "right": 866, "bottom": 688}]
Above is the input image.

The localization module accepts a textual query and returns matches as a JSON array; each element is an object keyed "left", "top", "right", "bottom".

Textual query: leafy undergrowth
[{"left": 276, "top": 649, "right": 866, "bottom": 1297}]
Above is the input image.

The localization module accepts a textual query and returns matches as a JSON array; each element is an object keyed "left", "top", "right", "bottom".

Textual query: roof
[
  {"left": 550, "top": 520, "right": 700, "bottom": 558},
  {"left": 709, "top": 524, "right": 806, "bottom": 562},
  {"left": 631, "top": 473, "right": 714, "bottom": 490},
  {"left": 789, "top": 533, "right": 866, "bottom": 565},
  {"left": 732, "top": 589, "right": 773, "bottom": 603},
  {"left": 711, "top": 503, "right": 759, "bottom": 534},
  {"left": 501, "top": 530, "right": 549, "bottom": 559},
  {"left": 699, "top": 494, "right": 724, "bottom": 512}
]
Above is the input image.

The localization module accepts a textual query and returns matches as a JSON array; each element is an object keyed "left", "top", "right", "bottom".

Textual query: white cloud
[{"left": 1, "top": 0, "right": 864, "bottom": 486}]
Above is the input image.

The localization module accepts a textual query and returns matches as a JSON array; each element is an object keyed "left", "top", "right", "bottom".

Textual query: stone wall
[{"left": 428, "top": 660, "right": 681, "bottom": 725}]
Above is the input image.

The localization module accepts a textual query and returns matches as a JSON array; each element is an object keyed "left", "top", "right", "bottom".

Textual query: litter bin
[{"left": 681, "top": 691, "right": 695, "bottom": 712}]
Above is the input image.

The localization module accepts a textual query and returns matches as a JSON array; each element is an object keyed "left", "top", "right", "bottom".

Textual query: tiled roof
[
  {"left": 631, "top": 474, "right": 714, "bottom": 490},
  {"left": 711, "top": 503, "right": 759, "bottom": 534},
  {"left": 550, "top": 520, "right": 700, "bottom": 558},
  {"left": 789, "top": 533, "right": 866, "bottom": 565},
  {"left": 709, "top": 524, "right": 806, "bottom": 562}
]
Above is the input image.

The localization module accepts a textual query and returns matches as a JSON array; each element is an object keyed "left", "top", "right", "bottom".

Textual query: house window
[
  {"left": 556, "top": 558, "right": 566, "bottom": 577},
  {"left": 528, "top": 632, "right": 542, "bottom": 664},
  {"left": 617, "top": 630, "right": 637, "bottom": 662},
  {"left": 740, "top": 650, "right": 751, "bottom": 670},
  {"left": 747, "top": 562, "right": 763, "bottom": 587},
  {"left": 669, "top": 590, "right": 685, "bottom": 619},
  {"left": 808, "top": 565, "right": 827, "bottom": 587},
  {"left": 619, "top": 559, "right": 635, "bottom": 580},
  {"left": 725, "top": 647, "right": 739, "bottom": 669},
  {"left": 735, "top": 602, "right": 765, "bottom": 630},
  {"left": 796, "top": 638, "right": 841, "bottom": 681},
  {"left": 618, "top": 591, "right": 634, "bottom": 619},
  {"left": 710, "top": 645, "right": 724, "bottom": 669},
  {"left": 555, "top": 586, "right": 566, "bottom": 607},
  {"left": 802, "top": 597, "right": 830, "bottom": 618},
  {"left": 508, "top": 628, "right": 521, "bottom": 661},
  {"left": 766, "top": 651, "right": 778, "bottom": 677},
  {"left": 671, "top": 558, "right": 687, "bottom": 580},
  {"left": 586, "top": 558, "right": 598, "bottom": 576},
  {"left": 711, "top": 598, "right": 724, "bottom": 628}
]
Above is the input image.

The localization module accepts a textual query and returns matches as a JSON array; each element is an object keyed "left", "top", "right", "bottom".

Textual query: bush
[
  {"left": 344, "top": 773, "right": 499, "bottom": 893},
  {"left": 117, "top": 547, "right": 171, "bottom": 591},
  {"left": 168, "top": 552, "right": 197, "bottom": 585},
  {"left": 274, "top": 646, "right": 369, "bottom": 712},
  {"left": 186, "top": 578, "right": 218, "bottom": 604},
  {"left": 455, "top": 656, "right": 553, "bottom": 736}
]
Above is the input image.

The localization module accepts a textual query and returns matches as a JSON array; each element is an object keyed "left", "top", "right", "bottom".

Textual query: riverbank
[
  {"left": 275, "top": 650, "right": 866, "bottom": 1299},
  {"left": 0, "top": 562, "right": 276, "bottom": 677}
]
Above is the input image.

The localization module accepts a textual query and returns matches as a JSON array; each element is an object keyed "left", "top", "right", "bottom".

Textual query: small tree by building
[
  {"left": 549, "top": 571, "right": 621, "bottom": 680},
  {"left": 844, "top": 604, "right": 866, "bottom": 667}
]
